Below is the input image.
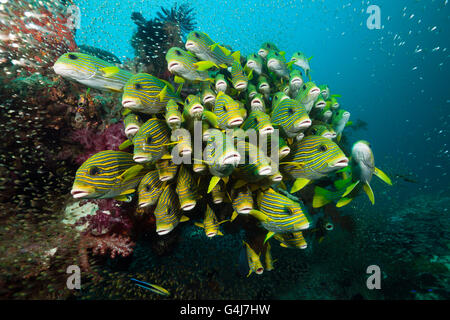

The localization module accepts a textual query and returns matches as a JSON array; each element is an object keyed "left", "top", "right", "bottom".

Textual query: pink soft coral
[{"left": 71, "top": 123, "right": 126, "bottom": 164}]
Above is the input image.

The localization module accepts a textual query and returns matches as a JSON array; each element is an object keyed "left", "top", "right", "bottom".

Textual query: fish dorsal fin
[
  {"left": 231, "top": 51, "right": 240, "bottom": 63},
  {"left": 160, "top": 79, "right": 175, "bottom": 92},
  {"left": 158, "top": 85, "right": 168, "bottom": 102},
  {"left": 180, "top": 215, "right": 190, "bottom": 222},
  {"left": 219, "top": 45, "right": 231, "bottom": 56},
  {"left": 374, "top": 167, "right": 392, "bottom": 185},
  {"left": 194, "top": 60, "right": 219, "bottom": 71}
]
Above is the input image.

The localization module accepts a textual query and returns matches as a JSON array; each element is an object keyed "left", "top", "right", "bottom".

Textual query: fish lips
[
  {"left": 167, "top": 115, "right": 181, "bottom": 125},
  {"left": 70, "top": 188, "right": 92, "bottom": 199},
  {"left": 221, "top": 152, "right": 241, "bottom": 166},
  {"left": 189, "top": 104, "right": 204, "bottom": 116},
  {"left": 330, "top": 157, "right": 349, "bottom": 168},
  {"left": 157, "top": 226, "right": 175, "bottom": 236},
  {"left": 259, "top": 126, "right": 274, "bottom": 135},
  {"left": 125, "top": 125, "right": 140, "bottom": 137},
  {"left": 181, "top": 201, "right": 196, "bottom": 211},
  {"left": 294, "top": 119, "right": 312, "bottom": 130},
  {"left": 234, "top": 81, "right": 247, "bottom": 91},
  {"left": 258, "top": 165, "right": 273, "bottom": 176},
  {"left": 267, "top": 58, "right": 282, "bottom": 70},
  {"left": 203, "top": 95, "right": 215, "bottom": 104},
  {"left": 122, "top": 97, "right": 141, "bottom": 108},
  {"left": 133, "top": 154, "right": 151, "bottom": 163},
  {"left": 168, "top": 60, "right": 184, "bottom": 73},
  {"left": 227, "top": 117, "right": 243, "bottom": 127}
]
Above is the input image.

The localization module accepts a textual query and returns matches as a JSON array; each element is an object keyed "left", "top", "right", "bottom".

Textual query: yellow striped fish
[
  {"left": 166, "top": 47, "right": 214, "bottom": 83},
  {"left": 271, "top": 97, "right": 311, "bottom": 138},
  {"left": 175, "top": 165, "right": 200, "bottom": 211},
  {"left": 137, "top": 170, "right": 165, "bottom": 208},
  {"left": 294, "top": 81, "right": 321, "bottom": 113},
  {"left": 281, "top": 135, "right": 348, "bottom": 192},
  {"left": 215, "top": 73, "right": 228, "bottom": 92},
  {"left": 154, "top": 185, "right": 189, "bottom": 235},
  {"left": 231, "top": 186, "right": 254, "bottom": 215},
  {"left": 273, "top": 231, "right": 308, "bottom": 249},
  {"left": 243, "top": 241, "right": 264, "bottom": 277},
  {"left": 203, "top": 129, "right": 241, "bottom": 178},
  {"left": 211, "top": 179, "right": 226, "bottom": 204},
  {"left": 165, "top": 99, "right": 182, "bottom": 130},
  {"left": 235, "top": 140, "right": 274, "bottom": 182},
  {"left": 123, "top": 112, "right": 142, "bottom": 139},
  {"left": 132, "top": 119, "right": 170, "bottom": 163},
  {"left": 53, "top": 52, "right": 133, "bottom": 92},
  {"left": 250, "top": 188, "right": 310, "bottom": 235},
  {"left": 242, "top": 110, "right": 274, "bottom": 136},
  {"left": 249, "top": 93, "right": 267, "bottom": 113},
  {"left": 185, "top": 31, "right": 239, "bottom": 67},
  {"left": 155, "top": 158, "right": 178, "bottom": 182},
  {"left": 194, "top": 204, "right": 227, "bottom": 238},
  {"left": 230, "top": 59, "right": 248, "bottom": 91},
  {"left": 122, "top": 73, "right": 181, "bottom": 114},
  {"left": 208, "top": 92, "right": 245, "bottom": 129},
  {"left": 71, "top": 151, "right": 145, "bottom": 201}
]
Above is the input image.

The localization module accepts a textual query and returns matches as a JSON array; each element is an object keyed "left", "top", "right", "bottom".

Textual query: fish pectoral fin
[
  {"left": 231, "top": 51, "right": 240, "bottom": 62},
  {"left": 174, "top": 76, "right": 185, "bottom": 83},
  {"left": 287, "top": 138, "right": 294, "bottom": 145},
  {"left": 249, "top": 209, "right": 271, "bottom": 222},
  {"left": 117, "top": 164, "right": 144, "bottom": 182},
  {"left": 363, "top": 183, "right": 375, "bottom": 205},
  {"left": 180, "top": 215, "right": 190, "bottom": 223},
  {"left": 114, "top": 195, "right": 132, "bottom": 202},
  {"left": 312, "top": 186, "right": 334, "bottom": 208},
  {"left": 157, "top": 85, "right": 168, "bottom": 103},
  {"left": 120, "top": 188, "right": 136, "bottom": 196},
  {"left": 217, "top": 230, "right": 224, "bottom": 236},
  {"left": 100, "top": 66, "right": 120, "bottom": 77},
  {"left": 280, "top": 243, "right": 288, "bottom": 248},
  {"left": 336, "top": 197, "right": 353, "bottom": 207},
  {"left": 119, "top": 139, "right": 133, "bottom": 150},
  {"left": 193, "top": 61, "right": 219, "bottom": 71},
  {"left": 231, "top": 211, "right": 238, "bottom": 222},
  {"left": 194, "top": 222, "right": 204, "bottom": 229},
  {"left": 374, "top": 167, "right": 392, "bottom": 185},
  {"left": 208, "top": 176, "right": 221, "bottom": 193},
  {"left": 342, "top": 181, "right": 360, "bottom": 197},
  {"left": 337, "top": 133, "right": 342, "bottom": 142},
  {"left": 202, "top": 110, "right": 219, "bottom": 128},
  {"left": 291, "top": 178, "right": 310, "bottom": 193},
  {"left": 263, "top": 231, "right": 275, "bottom": 244}
]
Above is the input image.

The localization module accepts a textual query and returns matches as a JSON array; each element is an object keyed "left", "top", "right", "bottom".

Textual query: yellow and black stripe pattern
[
  {"left": 271, "top": 98, "right": 310, "bottom": 137},
  {"left": 232, "top": 187, "right": 254, "bottom": 214},
  {"left": 274, "top": 231, "right": 307, "bottom": 249},
  {"left": 230, "top": 60, "right": 248, "bottom": 91},
  {"left": 175, "top": 165, "right": 199, "bottom": 210},
  {"left": 73, "top": 151, "right": 143, "bottom": 198},
  {"left": 257, "top": 188, "right": 309, "bottom": 233},
  {"left": 282, "top": 135, "right": 346, "bottom": 179},
  {"left": 213, "top": 92, "right": 243, "bottom": 129},
  {"left": 137, "top": 170, "right": 165, "bottom": 207},
  {"left": 154, "top": 185, "right": 182, "bottom": 234},
  {"left": 132, "top": 119, "right": 170, "bottom": 163}
]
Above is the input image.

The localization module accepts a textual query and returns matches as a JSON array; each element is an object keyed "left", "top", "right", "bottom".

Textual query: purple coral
[{"left": 71, "top": 123, "right": 127, "bottom": 164}]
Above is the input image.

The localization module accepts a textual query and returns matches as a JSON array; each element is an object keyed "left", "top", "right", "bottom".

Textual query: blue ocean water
[{"left": 75, "top": 0, "right": 449, "bottom": 195}]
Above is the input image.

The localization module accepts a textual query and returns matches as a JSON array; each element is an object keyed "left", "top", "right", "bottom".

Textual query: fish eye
[
  {"left": 311, "top": 129, "right": 317, "bottom": 134},
  {"left": 267, "top": 44, "right": 271, "bottom": 48},
  {"left": 303, "top": 85, "right": 307, "bottom": 90},
  {"left": 68, "top": 54, "right": 78, "bottom": 60},
  {"left": 319, "top": 144, "right": 328, "bottom": 152},
  {"left": 146, "top": 136, "right": 152, "bottom": 144},
  {"left": 194, "top": 32, "right": 199, "bottom": 37},
  {"left": 288, "top": 108, "right": 294, "bottom": 115},
  {"left": 175, "top": 50, "right": 182, "bottom": 56},
  {"left": 145, "top": 184, "right": 151, "bottom": 192},
  {"left": 89, "top": 166, "right": 101, "bottom": 176},
  {"left": 254, "top": 118, "right": 259, "bottom": 124},
  {"left": 135, "top": 83, "right": 142, "bottom": 90}
]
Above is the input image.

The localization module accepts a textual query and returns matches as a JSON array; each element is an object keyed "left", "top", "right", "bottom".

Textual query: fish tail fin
[{"left": 336, "top": 197, "right": 353, "bottom": 207}]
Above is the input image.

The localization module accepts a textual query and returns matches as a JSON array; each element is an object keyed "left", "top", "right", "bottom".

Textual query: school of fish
[{"left": 54, "top": 30, "right": 392, "bottom": 279}]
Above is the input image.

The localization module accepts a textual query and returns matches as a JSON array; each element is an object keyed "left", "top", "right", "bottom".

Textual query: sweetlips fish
[
  {"left": 242, "top": 110, "right": 274, "bottom": 136},
  {"left": 231, "top": 186, "right": 254, "bottom": 215},
  {"left": 165, "top": 47, "right": 214, "bottom": 83},
  {"left": 313, "top": 94, "right": 327, "bottom": 110},
  {"left": 203, "top": 129, "right": 241, "bottom": 192},
  {"left": 165, "top": 99, "right": 182, "bottom": 130},
  {"left": 245, "top": 53, "right": 263, "bottom": 75},
  {"left": 271, "top": 97, "right": 311, "bottom": 139},
  {"left": 183, "top": 94, "right": 204, "bottom": 120},
  {"left": 266, "top": 50, "right": 291, "bottom": 80},
  {"left": 201, "top": 83, "right": 216, "bottom": 107},
  {"left": 329, "top": 95, "right": 340, "bottom": 109},
  {"left": 155, "top": 158, "right": 179, "bottom": 182},
  {"left": 313, "top": 140, "right": 392, "bottom": 208},
  {"left": 288, "top": 69, "right": 304, "bottom": 97},
  {"left": 53, "top": 52, "right": 133, "bottom": 92},
  {"left": 249, "top": 188, "right": 310, "bottom": 237},
  {"left": 318, "top": 84, "right": 330, "bottom": 100},
  {"left": 273, "top": 231, "right": 308, "bottom": 249},
  {"left": 295, "top": 81, "right": 321, "bottom": 113},
  {"left": 306, "top": 121, "right": 337, "bottom": 140},
  {"left": 211, "top": 179, "right": 226, "bottom": 204},
  {"left": 137, "top": 170, "right": 165, "bottom": 208},
  {"left": 154, "top": 184, "right": 189, "bottom": 235},
  {"left": 240, "top": 241, "right": 264, "bottom": 277},
  {"left": 258, "top": 42, "right": 279, "bottom": 59},
  {"left": 331, "top": 109, "right": 350, "bottom": 142},
  {"left": 281, "top": 135, "right": 349, "bottom": 193},
  {"left": 175, "top": 165, "right": 200, "bottom": 211},
  {"left": 131, "top": 118, "right": 170, "bottom": 163},
  {"left": 249, "top": 93, "right": 267, "bottom": 113},
  {"left": 204, "top": 91, "right": 246, "bottom": 129},
  {"left": 185, "top": 30, "right": 240, "bottom": 67},
  {"left": 194, "top": 204, "right": 227, "bottom": 237},
  {"left": 247, "top": 83, "right": 258, "bottom": 100},
  {"left": 314, "top": 103, "right": 333, "bottom": 123},
  {"left": 215, "top": 73, "right": 228, "bottom": 92},
  {"left": 122, "top": 73, "right": 181, "bottom": 114},
  {"left": 234, "top": 140, "right": 275, "bottom": 183},
  {"left": 71, "top": 151, "right": 145, "bottom": 201},
  {"left": 123, "top": 112, "right": 142, "bottom": 139},
  {"left": 257, "top": 75, "right": 271, "bottom": 95},
  {"left": 170, "top": 128, "right": 193, "bottom": 158},
  {"left": 271, "top": 91, "right": 290, "bottom": 110},
  {"left": 290, "top": 51, "right": 312, "bottom": 79},
  {"left": 230, "top": 58, "right": 249, "bottom": 91}
]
